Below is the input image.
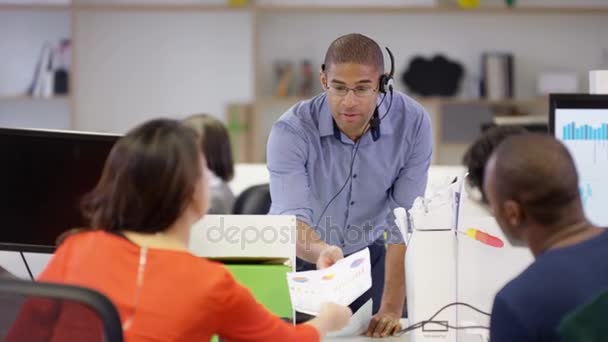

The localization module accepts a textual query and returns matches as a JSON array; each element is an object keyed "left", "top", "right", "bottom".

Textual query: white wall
[
  {"left": 257, "top": 12, "right": 608, "bottom": 99},
  {"left": 73, "top": 10, "right": 253, "bottom": 133}
]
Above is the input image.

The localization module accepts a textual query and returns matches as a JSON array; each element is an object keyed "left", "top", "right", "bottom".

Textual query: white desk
[
  {"left": 324, "top": 334, "right": 408, "bottom": 341},
  {"left": 322, "top": 319, "right": 488, "bottom": 342},
  {"left": 323, "top": 319, "right": 409, "bottom": 342}
]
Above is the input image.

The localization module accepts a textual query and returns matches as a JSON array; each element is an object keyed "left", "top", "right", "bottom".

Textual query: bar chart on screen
[
  {"left": 561, "top": 121, "right": 608, "bottom": 164},
  {"left": 580, "top": 182, "right": 593, "bottom": 206},
  {"left": 556, "top": 108, "right": 608, "bottom": 226}
]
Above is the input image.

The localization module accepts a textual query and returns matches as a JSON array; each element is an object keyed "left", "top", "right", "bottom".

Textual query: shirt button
[
  {"left": 350, "top": 201, "right": 355, "bottom": 206},
  {"left": 353, "top": 174, "right": 357, "bottom": 179},
  {"left": 347, "top": 225, "right": 351, "bottom": 229}
]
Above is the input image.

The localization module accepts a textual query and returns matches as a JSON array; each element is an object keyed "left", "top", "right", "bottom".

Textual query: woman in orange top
[{"left": 11, "top": 119, "right": 351, "bottom": 341}]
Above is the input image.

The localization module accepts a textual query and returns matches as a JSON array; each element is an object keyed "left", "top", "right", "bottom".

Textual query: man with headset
[{"left": 267, "top": 33, "right": 432, "bottom": 338}]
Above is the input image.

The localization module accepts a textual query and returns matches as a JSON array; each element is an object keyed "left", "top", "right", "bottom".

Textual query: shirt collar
[
  {"left": 319, "top": 95, "right": 335, "bottom": 138},
  {"left": 318, "top": 93, "right": 395, "bottom": 140}
]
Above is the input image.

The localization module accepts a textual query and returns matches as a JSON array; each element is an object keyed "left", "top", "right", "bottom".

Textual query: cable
[
  {"left": 428, "top": 302, "right": 491, "bottom": 321},
  {"left": 398, "top": 322, "right": 489, "bottom": 335},
  {"left": 314, "top": 138, "right": 361, "bottom": 228},
  {"left": 378, "top": 86, "right": 394, "bottom": 122},
  {"left": 20, "top": 251, "right": 34, "bottom": 280},
  {"left": 396, "top": 302, "right": 490, "bottom": 336},
  {"left": 313, "top": 91, "right": 392, "bottom": 229}
]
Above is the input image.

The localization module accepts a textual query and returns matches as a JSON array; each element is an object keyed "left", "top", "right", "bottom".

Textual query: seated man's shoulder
[{"left": 496, "top": 260, "right": 557, "bottom": 308}]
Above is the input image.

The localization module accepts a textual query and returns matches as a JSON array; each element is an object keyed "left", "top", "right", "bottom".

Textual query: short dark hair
[
  {"left": 81, "top": 119, "right": 202, "bottom": 233},
  {"left": 491, "top": 134, "right": 580, "bottom": 226},
  {"left": 323, "top": 33, "right": 384, "bottom": 74},
  {"left": 182, "top": 114, "right": 234, "bottom": 182},
  {"left": 463, "top": 125, "right": 528, "bottom": 201}
]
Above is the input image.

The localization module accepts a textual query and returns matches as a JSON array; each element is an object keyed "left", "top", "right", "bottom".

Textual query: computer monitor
[
  {"left": 0, "top": 127, "right": 120, "bottom": 253},
  {"left": 549, "top": 94, "right": 608, "bottom": 227}
]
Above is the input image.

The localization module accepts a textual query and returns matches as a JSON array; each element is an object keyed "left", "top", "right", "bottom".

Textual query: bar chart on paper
[{"left": 556, "top": 109, "right": 608, "bottom": 226}]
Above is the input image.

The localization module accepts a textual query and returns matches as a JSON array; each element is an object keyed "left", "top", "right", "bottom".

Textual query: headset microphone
[{"left": 370, "top": 47, "right": 395, "bottom": 142}]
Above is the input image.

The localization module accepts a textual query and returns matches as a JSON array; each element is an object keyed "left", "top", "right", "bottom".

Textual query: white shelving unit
[{"left": 0, "top": 6, "right": 71, "bottom": 129}]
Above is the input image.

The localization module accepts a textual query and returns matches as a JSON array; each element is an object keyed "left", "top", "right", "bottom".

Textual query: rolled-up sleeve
[
  {"left": 385, "top": 107, "right": 433, "bottom": 244},
  {"left": 267, "top": 121, "right": 314, "bottom": 227}
]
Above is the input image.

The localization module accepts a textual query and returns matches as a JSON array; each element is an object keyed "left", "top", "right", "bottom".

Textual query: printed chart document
[{"left": 287, "top": 248, "right": 371, "bottom": 315}]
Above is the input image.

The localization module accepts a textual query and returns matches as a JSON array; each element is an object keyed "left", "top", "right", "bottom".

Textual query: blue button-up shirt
[{"left": 267, "top": 91, "right": 432, "bottom": 255}]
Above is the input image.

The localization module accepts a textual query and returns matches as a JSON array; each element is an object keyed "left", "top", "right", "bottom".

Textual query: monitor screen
[
  {"left": 550, "top": 94, "right": 608, "bottom": 227},
  {"left": 0, "top": 127, "right": 120, "bottom": 252}
]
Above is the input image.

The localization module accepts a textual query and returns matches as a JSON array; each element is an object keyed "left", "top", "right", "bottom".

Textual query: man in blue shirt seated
[
  {"left": 267, "top": 33, "right": 432, "bottom": 338},
  {"left": 483, "top": 134, "right": 608, "bottom": 342}
]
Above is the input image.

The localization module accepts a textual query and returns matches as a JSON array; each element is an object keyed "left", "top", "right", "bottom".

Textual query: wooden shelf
[
  {"left": 0, "top": 95, "right": 70, "bottom": 102},
  {"left": 0, "top": 3, "right": 69, "bottom": 11},
  {"left": 255, "top": 96, "right": 547, "bottom": 108},
  {"left": 254, "top": 4, "right": 608, "bottom": 15},
  {"left": 256, "top": 96, "right": 307, "bottom": 107},
  {"left": 2, "top": 3, "right": 607, "bottom": 15},
  {"left": 71, "top": 3, "right": 250, "bottom": 12},
  {"left": 416, "top": 96, "right": 547, "bottom": 107}
]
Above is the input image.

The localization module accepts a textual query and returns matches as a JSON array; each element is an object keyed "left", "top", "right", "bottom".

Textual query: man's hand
[
  {"left": 316, "top": 245, "right": 344, "bottom": 269},
  {"left": 366, "top": 310, "right": 402, "bottom": 338}
]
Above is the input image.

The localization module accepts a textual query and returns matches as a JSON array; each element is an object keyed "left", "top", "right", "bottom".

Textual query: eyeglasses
[{"left": 326, "top": 84, "right": 377, "bottom": 97}]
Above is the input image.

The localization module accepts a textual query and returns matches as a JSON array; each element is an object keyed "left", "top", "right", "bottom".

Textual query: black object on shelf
[
  {"left": 401, "top": 54, "right": 464, "bottom": 97},
  {"left": 53, "top": 69, "right": 69, "bottom": 95}
]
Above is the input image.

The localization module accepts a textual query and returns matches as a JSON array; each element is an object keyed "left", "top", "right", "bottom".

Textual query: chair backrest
[
  {"left": 232, "top": 183, "right": 271, "bottom": 215},
  {"left": 558, "top": 290, "right": 608, "bottom": 342},
  {"left": 0, "top": 277, "right": 123, "bottom": 342},
  {"left": 0, "top": 265, "right": 16, "bottom": 278}
]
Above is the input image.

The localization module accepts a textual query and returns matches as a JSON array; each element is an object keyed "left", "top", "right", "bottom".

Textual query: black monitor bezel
[
  {"left": 0, "top": 127, "right": 120, "bottom": 253},
  {"left": 549, "top": 94, "right": 608, "bottom": 136}
]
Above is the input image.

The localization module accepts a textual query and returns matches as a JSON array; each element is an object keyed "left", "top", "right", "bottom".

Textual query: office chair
[
  {"left": 0, "top": 265, "right": 16, "bottom": 278},
  {"left": 232, "top": 183, "right": 271, "bottom": 215},
  {"left": 558, "top": 290, "right": 608, "bottom": 342},
  {"left": 0, "top": 277, "right": 123, "bottom": 342}
]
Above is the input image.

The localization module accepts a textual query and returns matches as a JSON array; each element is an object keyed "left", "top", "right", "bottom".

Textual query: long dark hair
[
  {"left": 80, "top": 119, "right": 202, "bottom": 233},
  {"left": 182, "top": 114, "right": 234, "bottom": 182}
]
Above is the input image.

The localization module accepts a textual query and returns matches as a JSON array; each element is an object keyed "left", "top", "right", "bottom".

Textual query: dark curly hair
[{"left": 463, "top": 125, "right": 528, "bottom": 202}]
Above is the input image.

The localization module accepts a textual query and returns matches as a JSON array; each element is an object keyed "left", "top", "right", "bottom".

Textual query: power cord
[
  {"left": 396, "top": 302, "right": 490, "bottom": 336},
  {"left": 19, "top": 251, "right": 34, "bottom": 280}
]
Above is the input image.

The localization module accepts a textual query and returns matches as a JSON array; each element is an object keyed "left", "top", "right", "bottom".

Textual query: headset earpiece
[
  {"left": 379, "top": 47, "right": 395, "bottom": 94},
  {"left": 379, "top": 74, "right": 389, "bottom": 94}
]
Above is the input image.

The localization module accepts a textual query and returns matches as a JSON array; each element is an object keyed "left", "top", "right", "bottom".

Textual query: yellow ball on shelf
[{"left": 457, "top": 0, "right": 480, "bottom": 8}]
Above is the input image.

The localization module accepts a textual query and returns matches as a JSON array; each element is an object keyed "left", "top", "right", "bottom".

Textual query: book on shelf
[{"left": 28, "top": 39, "right": 71, "bottom": 99}]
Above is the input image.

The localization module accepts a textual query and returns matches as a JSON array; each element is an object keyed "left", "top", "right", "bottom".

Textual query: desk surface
[
  {"left": 322, "top": 319, "right": 488, "bottom": 342},
  {"left": 323, "top": 319, "right": 409, "bottom": 342},
  {"left": 324, "top": 335, "right": 407, "bottom": 342}
]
